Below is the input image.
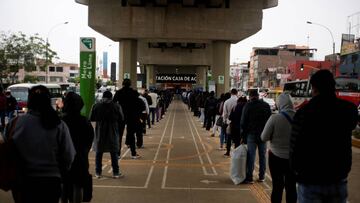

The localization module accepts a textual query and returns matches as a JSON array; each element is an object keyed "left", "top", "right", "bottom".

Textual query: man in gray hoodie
[{"left": 261, "top": 93, "right": 297, "bottom": 203}]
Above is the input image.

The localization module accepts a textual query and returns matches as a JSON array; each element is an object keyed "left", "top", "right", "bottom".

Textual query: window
[
  {"left": 69, "top": 73, "right": 76, "bottom": 77},
  {"left": 37, "top": 76, "right": 45, "bottom": 82},
  {"left": 49, "top": 66, "right": 55, "bottom": 72},
  {"left": 50, "top": 76, "right": 63, "bottom": 82},
  {"left": 56, "top": 67, "right": 63, "bottom": 72},
  {"left": 70, "top": 66, "right": 76, "bottom": 70}
]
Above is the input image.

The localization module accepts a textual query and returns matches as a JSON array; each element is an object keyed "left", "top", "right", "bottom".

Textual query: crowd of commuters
[
  {"left": 0, "top": 69, "right": 358, "bottom": 203},
  {"left": 183, "top": 70, "right": 358, "bottom": 203}
]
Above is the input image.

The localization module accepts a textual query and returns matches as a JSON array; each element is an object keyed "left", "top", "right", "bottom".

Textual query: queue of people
[
  {"left": 0, "top": 69, "right": 358, "bottom": 203},
  {"left": 185, "top": 70, "right": 358, "bottom": 203}
]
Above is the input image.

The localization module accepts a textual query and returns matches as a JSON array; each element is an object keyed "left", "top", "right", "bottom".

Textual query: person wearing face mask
[{"left": 5, "top": 91, "right": 18, "bottom": 121}]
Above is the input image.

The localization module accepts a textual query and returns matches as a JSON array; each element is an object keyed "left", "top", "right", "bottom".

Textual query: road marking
[
  {"left": 161, "top": 104, "right": 176, "bottom": 189},
  {"left": 185, "top": 104, "right": 218, "bottom": 176},
  {"left": 144, "top": 104, "right": 174, "bottom": 188},
  {"left": 184, "top": 105, "right": 210, "bottom": 176},
  {"left": 200, "top": 179, "right": 219, "bottom": 184}
]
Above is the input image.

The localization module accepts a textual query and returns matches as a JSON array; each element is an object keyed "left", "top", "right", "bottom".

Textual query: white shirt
[
  {"left": 222, "top": 95, "right": 238, "bottom": 124},
  {"left": 139, "top": 95, "right": 149, "bottom": 114},
  {"left": 148, "top": 92, "right": 158, "bottom": 108}
]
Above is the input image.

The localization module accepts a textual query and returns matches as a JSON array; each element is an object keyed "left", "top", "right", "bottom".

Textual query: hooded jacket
[{"left": 261, "top": 93, "right": 295, "bottom": 159}]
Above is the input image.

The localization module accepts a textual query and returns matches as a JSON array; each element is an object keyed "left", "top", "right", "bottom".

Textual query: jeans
[
  {"left": 298, "top": 181, "right": 348, "bottom": 203},
  {"left": 150, "top": 108, "right": 157, "bottom": 124},
  {"left": 199, "top": 108, "right": 205, "bottom": 123},
  {"left": 219, "top": 126, "right": 225, "bottom": 147},
  {"left": 268, "top": 151, "right": 297, "bottom": 203},
  {"left": 95, "top": 151, "right": 119, "bottom": 176},
  {"left": 6, "top": 110, "right": 15, "bottom": 121},
  {"left": 246, "top": 134, "right": 267, "bottom": 181}
]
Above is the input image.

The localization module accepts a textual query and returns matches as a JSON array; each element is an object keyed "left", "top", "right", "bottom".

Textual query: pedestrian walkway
[{"left": 1, "top": 100, "right": 359, "bottom": 203}]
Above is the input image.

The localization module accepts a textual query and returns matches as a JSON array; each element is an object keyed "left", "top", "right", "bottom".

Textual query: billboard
[{"left": 341, "top": 34, "right": 360, "bottom": 56}]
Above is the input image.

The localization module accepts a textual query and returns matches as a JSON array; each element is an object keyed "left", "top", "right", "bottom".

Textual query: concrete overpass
[{"left": 75, "top": 0, "right": 278, "bottom": 94}]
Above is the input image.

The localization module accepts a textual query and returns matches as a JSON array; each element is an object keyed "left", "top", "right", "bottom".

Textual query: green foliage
[
  {"left": 106, "top": 80, "right": 114, "bottom": 86},
  {"left": 23, "top": 75, "right": 39, "bottom": 83},
  {"left": 67, "top": 77, "right": 80, "bottom": 84},
  {"left": 0, "top": 31, "right": 57, "bottom": 84}
]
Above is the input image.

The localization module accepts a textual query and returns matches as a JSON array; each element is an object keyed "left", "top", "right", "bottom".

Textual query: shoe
[
  {"left": 131, "top": 154, "right": 141, "bottom": 159},
  {"left": 95, "top": 174, "right": 102, "bottom": 179},
  {"left": 242, "top": 179, "right": 254, "bottom": 184},
  {"left": 258, "top": 178, "right": 265, "bottom": 182},
  {"left": 223, "top": 153, "right": 230, "bottom": 157},
  {"left": 112, "top": 173, "right": 124, "bottom": 179},
  {"left": 210, "top": 133, "right": 215, "bottom": 137}
]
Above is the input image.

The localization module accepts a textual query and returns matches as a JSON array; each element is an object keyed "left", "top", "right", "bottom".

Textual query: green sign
[
  {"left": 124, "top": 73, "right": 130, "bottom": 79},
  {"left": 218, "top": 75, "right": 224, "bottom": 84},
  {"left": 80, "top": 37, "right": 96, "bottom": 117}
]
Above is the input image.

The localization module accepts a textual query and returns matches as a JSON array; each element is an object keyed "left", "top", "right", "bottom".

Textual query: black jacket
[
  {"left": 240, "top": 99, "right": 271, "bottom": 142},
  {"left": 113, "top": 87, "right": 144, "bottom": 124},
  {"left": 290, "top": 94, "right": 358, "bottom": 184}
]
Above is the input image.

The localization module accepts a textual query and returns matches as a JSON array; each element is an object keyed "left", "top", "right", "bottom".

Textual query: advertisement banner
[
  {"left": 341, "top": 34, "right": 359, "bottom": 55},
  {"left": 80, "top": 37, "right": 96, "bottom": 117}
]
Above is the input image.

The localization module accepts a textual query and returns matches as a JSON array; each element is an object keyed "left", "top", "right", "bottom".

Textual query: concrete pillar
[
  {"left": 212, "top": 41, "right": 230, "bottom": 96},
  {"left": 146, "top": 65, "right": 155, "bottom": 90},
  {"left": 119, "top": 39, "right": 137, "bottom": 88},
  {"left": 196, "top": 66, "right": 207, "bottom": 91}
]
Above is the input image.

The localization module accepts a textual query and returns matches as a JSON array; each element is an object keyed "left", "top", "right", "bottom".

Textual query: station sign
[
  {"left": 156, "top": 74, "right": 197, "bottom": 83},
  {"left": 80, "top": 37, "right": 96, "bottom": 118}
]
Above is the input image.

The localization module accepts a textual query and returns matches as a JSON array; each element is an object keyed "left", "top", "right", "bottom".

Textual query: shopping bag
[{"left": 230, "top": 144, "right": 247, "bottom": 185}]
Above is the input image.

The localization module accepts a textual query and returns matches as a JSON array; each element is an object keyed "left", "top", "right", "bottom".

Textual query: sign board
[
  {"left": 124, "top": 73, "right": 130, "bottom": 79},
  {"left": 208, "top": 80, "right": 216, "bottom": 93},
  {"left": 218, "top": 75, "right": 224, "bottom": 84},
  {"left": 156, "top": 74, "right": 197, "bottom": 83},
  {"left": 80, "top": 37, "right": 96, "bottom": 118},
  {"left": 137, "top": 81, "right": 142, "bottom": 88}
]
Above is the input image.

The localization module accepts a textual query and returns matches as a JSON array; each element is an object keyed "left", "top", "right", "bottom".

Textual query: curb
[{"left": 352, "top": 137, "right": 360, "bottom": 148}]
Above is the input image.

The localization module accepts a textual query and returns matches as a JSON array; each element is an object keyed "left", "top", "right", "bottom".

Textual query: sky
[{"left": 0, "top": 0, "right": 359, "bottom": 66}]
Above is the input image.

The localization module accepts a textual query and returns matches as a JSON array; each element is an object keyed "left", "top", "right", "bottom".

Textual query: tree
[
  {"left": 0, "top": 32, "right": 57, "bottom": 86},
  {"left": 23, "top": 75, "right": 39, "bottom": 83}
]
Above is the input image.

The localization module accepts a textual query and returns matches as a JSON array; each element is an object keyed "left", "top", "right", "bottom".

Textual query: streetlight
[
  {"left": 306, "top": 21, "right": 336, "bottom": 75},
  {"left": 46, "top": 21, "right": 69, "bottom": 83}
]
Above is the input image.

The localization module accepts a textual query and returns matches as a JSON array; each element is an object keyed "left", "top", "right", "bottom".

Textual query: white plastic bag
[{"left": 230, "top": 144, "right": 247, "bottom": 185}]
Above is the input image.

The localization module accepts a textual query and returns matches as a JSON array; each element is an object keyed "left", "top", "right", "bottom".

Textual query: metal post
[
  {"left": 307, "top": 21, "right": 336, "bottom": 75},
  {"left": 46, "top": 21, "right": 68, "bottom": 83}
]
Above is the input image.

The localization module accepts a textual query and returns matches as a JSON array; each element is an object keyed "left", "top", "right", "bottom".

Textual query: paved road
[{"left": 1, "top": 100, "right": 359, "bottom": 203}]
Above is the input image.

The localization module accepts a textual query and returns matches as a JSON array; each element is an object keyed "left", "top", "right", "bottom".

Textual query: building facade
[
  {"left": 249, "top": 44, "right": 315, "bottom": 88},
  {"left": 17, "top": 62, "right": 79, "bottom": 83},
  {"left": 230, "top": 62, "right": 249, "bottom": 91}
]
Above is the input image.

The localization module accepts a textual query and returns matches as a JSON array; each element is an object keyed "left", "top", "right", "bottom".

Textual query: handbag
[
  {"left": 0, "top": 117, "right": 19, "bottom": 191},
  {"left": 216, "top": 116, "right": 223, "bottom": 127}
]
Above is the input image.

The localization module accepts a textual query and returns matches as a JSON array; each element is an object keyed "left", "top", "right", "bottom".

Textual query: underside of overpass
[{"left": 75, "top": 0, "right": 278, "bottom": 95}]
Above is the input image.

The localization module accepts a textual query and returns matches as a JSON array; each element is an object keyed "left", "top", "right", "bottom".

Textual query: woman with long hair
[{"left": 6, "top": 85, "right": 75, "bottom": 203}]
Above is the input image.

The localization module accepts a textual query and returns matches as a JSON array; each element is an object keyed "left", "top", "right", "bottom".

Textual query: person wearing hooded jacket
[
  {"left": 61, "top": 92, "right": 94, "bottom": 203},
  {"left": 90, "top": 91, "right": 124, "bottom": 178},
  {"left": 261, "top": 93, "right": 297, "bottom": 203}
]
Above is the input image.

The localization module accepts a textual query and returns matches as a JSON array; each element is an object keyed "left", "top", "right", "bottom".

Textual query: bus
[
  {"left": 283, "top": 80, "right": 311, "bottom": 110},
  {"left": 7, "top": 83, "right": 62, "bottom": 113},
  {"left": 283, "top": 77, "right": 360, "bottom": 110}
]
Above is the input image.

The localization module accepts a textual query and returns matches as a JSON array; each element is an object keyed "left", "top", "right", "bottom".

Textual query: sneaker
[
  {"left": 258, "top": 178, "right": 265, "bottom": 182},
  {"left": 223, "top": 153, "right": 230, "bottom": 157},
  {"left": 112, "top": 173, "right": 124, "bottom": 179},
  {"left": 210, "top": 133, "right": 215, "bottom": 137},
  {"left": 95, "top": 174, "right": 102, "bottom": 179},
  {"left": 131, "top": 154, "right": 141, "bottom": 159}
]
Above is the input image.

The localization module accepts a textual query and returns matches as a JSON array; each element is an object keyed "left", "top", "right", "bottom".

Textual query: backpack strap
[{"left": 280, "top": 111, "right": 293, "bottom": 124}]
